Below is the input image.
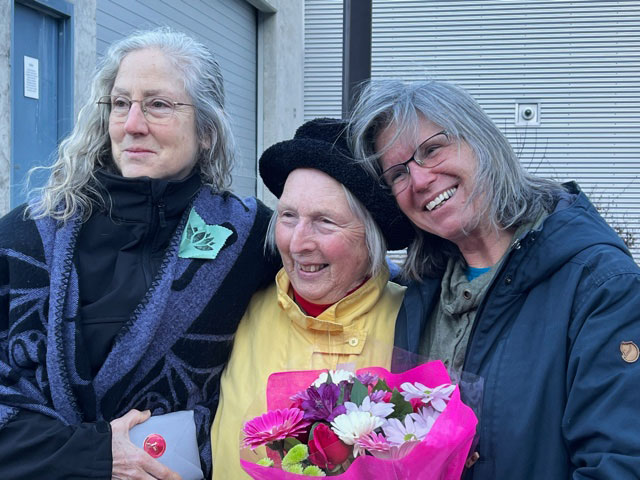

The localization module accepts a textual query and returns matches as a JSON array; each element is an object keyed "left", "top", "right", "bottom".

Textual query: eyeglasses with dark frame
[
  {"left": 378, "top": 130, "right": 451, "bottom": 194},
  {"left": 97, "top": 95, "right": 194, "bottom": 125}
]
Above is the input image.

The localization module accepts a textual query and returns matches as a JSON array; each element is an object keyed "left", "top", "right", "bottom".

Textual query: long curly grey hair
[{"left": 28, "top": 27, "right": 235, "bottom": 221}]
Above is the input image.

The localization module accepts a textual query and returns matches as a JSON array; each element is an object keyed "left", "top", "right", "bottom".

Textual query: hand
[{"left": 111, "top": 409, "right": 182, "bottom": 480}]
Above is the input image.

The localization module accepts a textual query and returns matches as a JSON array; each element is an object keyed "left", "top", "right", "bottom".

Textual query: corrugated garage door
[
  {"left": 304, "top": 0, "right": 343, "bottom": 121},
  {"left": 304, "top": 0, "right": 640, "bottom": 262},
  {"left": 97, "top": 0, "right": 258, "bottom": 196}
]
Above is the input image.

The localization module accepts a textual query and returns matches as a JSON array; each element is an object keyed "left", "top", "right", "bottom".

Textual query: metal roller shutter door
[
  {"left": 97, "top": 0, "right": 258, "bottom": 196},
  {"left": 304, "top": 0, "right": 343, "bottom": 121}
]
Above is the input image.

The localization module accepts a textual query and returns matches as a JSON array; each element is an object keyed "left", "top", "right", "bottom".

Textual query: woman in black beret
[{"left": 210, "top": 118, "right": 413, "bottom": 478}]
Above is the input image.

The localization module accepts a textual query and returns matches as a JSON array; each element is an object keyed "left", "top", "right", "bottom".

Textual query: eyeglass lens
[
  {"left": 98, "top": 95, "right": 181, "bottom": 124},
  {"left": 380, "top": 131, "right": 450, "bottom": 193}
]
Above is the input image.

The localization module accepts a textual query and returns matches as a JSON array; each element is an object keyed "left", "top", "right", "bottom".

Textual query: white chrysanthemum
[
  {"left": 330, "top": 411, "right": 384, "bottom": 446},
  {"left": 345, "top": 396, "right": 395, "bottom": 418},
  {"left": 400, "top": 382, "right": 455, "bottom": 412},
  {"left": 408, "top": 407, "right": 438, "bottom": 435},
  {"left": 382, "top": 414, "right": 432, "bottom": 446},
  {"left": 312, "top": 369, "right": 355, "bottom": 387}
]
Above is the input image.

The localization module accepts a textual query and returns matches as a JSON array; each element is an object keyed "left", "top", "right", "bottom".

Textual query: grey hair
[
  {"left": 348, "top": 79, "right": 562, "bottom": 280},
  {"left": 27, "top": 27, "right": 235, "bottom": 221},
  {"left": 265, "top": 184, "right": 388, "bottom": 278}
]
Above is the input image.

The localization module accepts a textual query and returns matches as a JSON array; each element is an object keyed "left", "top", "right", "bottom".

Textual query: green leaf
[
  {"left": 337, "top": 383, "right": 346, "bottom": 405},
  {"left": 349, "top": 379, "right": 368, "bottom": 406},
  {"left": 308, "top": 421, "right": 326, "bottom": 442},
  {"left": 372, "top": 378, "right": 391, "bottom": 393},
  {"left": 283, "top": 437, "right": 302, "bottom": 451},
  {"left": 387, "top": 388, "right": 413, "bottom": 419}
]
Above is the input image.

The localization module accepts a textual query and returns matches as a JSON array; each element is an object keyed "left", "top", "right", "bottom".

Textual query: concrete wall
[
  {"left": 0, "top": 1, "right": 11, "bottom": 214},
  {"left": 72, "top": 0, "right": 97, "bottom": 117},
  {"left": 258, "top": 0, "right": 304, "bottom": 207},
  {"left": 0, "top": 0, "right": 96, "bottom": 215}
]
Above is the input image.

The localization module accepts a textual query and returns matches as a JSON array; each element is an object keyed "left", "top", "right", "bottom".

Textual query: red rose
[
  {"left": 410, "top": 397, "right": 423, "bottom": 412},
  {"left": 308, "top": 423, "right": 351, "bottom": 470}
]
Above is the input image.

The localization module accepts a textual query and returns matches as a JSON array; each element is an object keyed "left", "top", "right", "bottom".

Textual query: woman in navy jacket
[{"left": 348, "top": 79, "right": 640, "bottom": 479}]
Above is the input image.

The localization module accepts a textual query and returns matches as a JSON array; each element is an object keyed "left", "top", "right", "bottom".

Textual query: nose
[
  {"left": 123, "top": 102, "right": 149, "bottom": 135},
  {"left": 289, "top": 221, "right": 315, "bottom": 254},
  {"left": 407, "top": 160, "right": 437, "bottom": 193}
]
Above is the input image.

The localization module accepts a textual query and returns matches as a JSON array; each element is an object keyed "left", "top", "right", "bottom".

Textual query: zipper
[
  {"left": 141, "top": 198, "right": 167, "bottom": 285},
  {"left": 458, "top": 236, "right": 522, "bottom": 474},
  {"left": 157, "top": 201, "right": 167, "bottom": 227},
  {"left": 462, "top": 236, "right": 522, "bottom": 370}
]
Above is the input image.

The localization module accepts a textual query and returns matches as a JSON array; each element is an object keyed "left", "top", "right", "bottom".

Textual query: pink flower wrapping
[{"left": 240, "top": 361, "right": 478, "bottom": 479}]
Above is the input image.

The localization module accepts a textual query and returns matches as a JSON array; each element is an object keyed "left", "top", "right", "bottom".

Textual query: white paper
[{"left": 24, "top": 56, "right": 39, "bottom": 99}]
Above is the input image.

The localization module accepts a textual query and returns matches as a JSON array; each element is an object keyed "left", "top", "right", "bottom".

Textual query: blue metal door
[{"left": 11, "top": 0, "right": 73, "bottom": 208}]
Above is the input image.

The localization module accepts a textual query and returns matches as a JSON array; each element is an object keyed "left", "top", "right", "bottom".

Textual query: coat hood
[{"left": 504, "top": 182, "right": 631, "bottom": 293}]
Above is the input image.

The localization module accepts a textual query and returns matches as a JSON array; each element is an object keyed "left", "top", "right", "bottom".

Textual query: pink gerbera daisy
[
  {"left": 355, "top": 431, "right": 390, "bottom": 457},
  {"left": 242, "top": 408, "right": 309, "bottom": 449}
]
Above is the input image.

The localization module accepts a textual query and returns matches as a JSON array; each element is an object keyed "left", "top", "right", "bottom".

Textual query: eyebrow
[
  {"left": 110, "top": 87, "right": 171, "bottom": 97},
  {"left": 278, "top": 202, "right": 329, "bottom": 216},
  {"left": 277, "top": 203, "right": 352, "bottom": 223}
]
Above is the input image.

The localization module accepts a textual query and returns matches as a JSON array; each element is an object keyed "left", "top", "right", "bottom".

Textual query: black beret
[{"left": 259, "top": 117, "right": 414, "bottom": 250}]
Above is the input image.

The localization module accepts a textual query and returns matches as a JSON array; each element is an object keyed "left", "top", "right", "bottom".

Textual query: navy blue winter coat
[{"left": 394, "top": 183, "right": 640, "bottom": 479}]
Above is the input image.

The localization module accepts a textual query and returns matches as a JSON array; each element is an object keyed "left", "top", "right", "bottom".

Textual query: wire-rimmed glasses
[
  {"left": 97, "top": 95, "right": 194, "bottom": 125},
  {"left": 378, "top": 131, "right": 452, "bottom": 194}
]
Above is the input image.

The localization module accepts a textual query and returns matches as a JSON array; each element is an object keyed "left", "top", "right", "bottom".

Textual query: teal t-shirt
[{"left": 465, "top": 266, "right": 492, "bottom": 282}]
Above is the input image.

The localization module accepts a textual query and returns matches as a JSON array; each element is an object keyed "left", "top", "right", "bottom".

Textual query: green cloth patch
[{"left": 178, "top": 208, "right": 233, "bottom": 259}]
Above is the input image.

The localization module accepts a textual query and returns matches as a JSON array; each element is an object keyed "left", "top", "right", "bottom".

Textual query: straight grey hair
[
  {"left": 27, "top": 27, "right": 235, "bottom": 221},
  {"left": 265, "top": 183, "right": 388, "bottom": 278},
  {"left": 348, "top": 79, "right": 562, "bottom": 280}
]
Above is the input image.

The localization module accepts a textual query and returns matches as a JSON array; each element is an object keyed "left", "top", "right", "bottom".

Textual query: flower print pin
[{"left": 178, "top": 208, "right": 234, "bottom": 259}]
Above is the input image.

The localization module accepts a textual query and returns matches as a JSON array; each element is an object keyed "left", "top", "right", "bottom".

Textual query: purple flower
[
  {"left": 356, "top": 372, "right": 379, "bottom": 386},
  {"left": 369, "top": 390, "right": 387, "bottom": 403},
  {"left": 338, "top": 380, "right": 353, "bottom": 404},
  {"left": 301, "top": 383, "right": 346, "bottom": 422},
  {"left": 289, "top": 389, "right": 310, "bottom": 408}
]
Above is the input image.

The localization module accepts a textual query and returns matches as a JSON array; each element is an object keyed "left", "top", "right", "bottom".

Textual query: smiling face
[
  {"left": 275, "top": 168, "right": 370, "bottom": 305},
  {"left": 376, "top": 117, "right": 482, "bottom": 248},
  {"left": 108, "top": 48, "right": 199, "bottom": 180}
]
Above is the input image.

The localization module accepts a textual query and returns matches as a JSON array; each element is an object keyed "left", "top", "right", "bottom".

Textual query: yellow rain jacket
[{"left": 211, "top": 267, "right": 405, "bottom": 478}]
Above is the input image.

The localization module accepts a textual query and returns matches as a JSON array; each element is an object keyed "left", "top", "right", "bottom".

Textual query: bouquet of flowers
[{"left": 239, "top": 361, "right": 477, "bottom": 479}]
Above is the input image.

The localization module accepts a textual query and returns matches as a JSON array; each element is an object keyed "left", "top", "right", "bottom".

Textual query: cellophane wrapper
[{"left": 240, "top": 361, "right": 478, "bottom": 479}]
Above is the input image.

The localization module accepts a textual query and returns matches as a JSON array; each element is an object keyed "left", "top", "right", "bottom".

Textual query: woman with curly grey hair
[
  {"left": 0, "top": 28, "right": 278, "bottom": 479},
  {"left": 349, "top": 79, "right": 640, "bottom": 479}
]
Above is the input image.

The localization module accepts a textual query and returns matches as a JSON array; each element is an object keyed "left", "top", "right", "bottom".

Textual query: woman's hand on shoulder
[{"left": 111, "top": 409, "right": 182, "bottom": 480}]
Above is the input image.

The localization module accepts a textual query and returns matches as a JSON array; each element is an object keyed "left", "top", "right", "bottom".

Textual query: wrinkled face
[
  {"left": 376, "top": 117, "right": 480, "bottom": 246},
  {"left": 109, "top": 48, "right": 199, "bottom": 180},
  {"left": 275, "top": 169, "right": 370, "bottom": 305}
]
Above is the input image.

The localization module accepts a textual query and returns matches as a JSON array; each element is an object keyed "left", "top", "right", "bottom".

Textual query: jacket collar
[
  {"left": 275, "top": 267, "right": 390, "bottom": 333},
  {"left": 93, "top": 169, "right": 202, "bottom": 222},
  {"left": 275, "top": 267, "right": 391, "bottom": 357}
]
